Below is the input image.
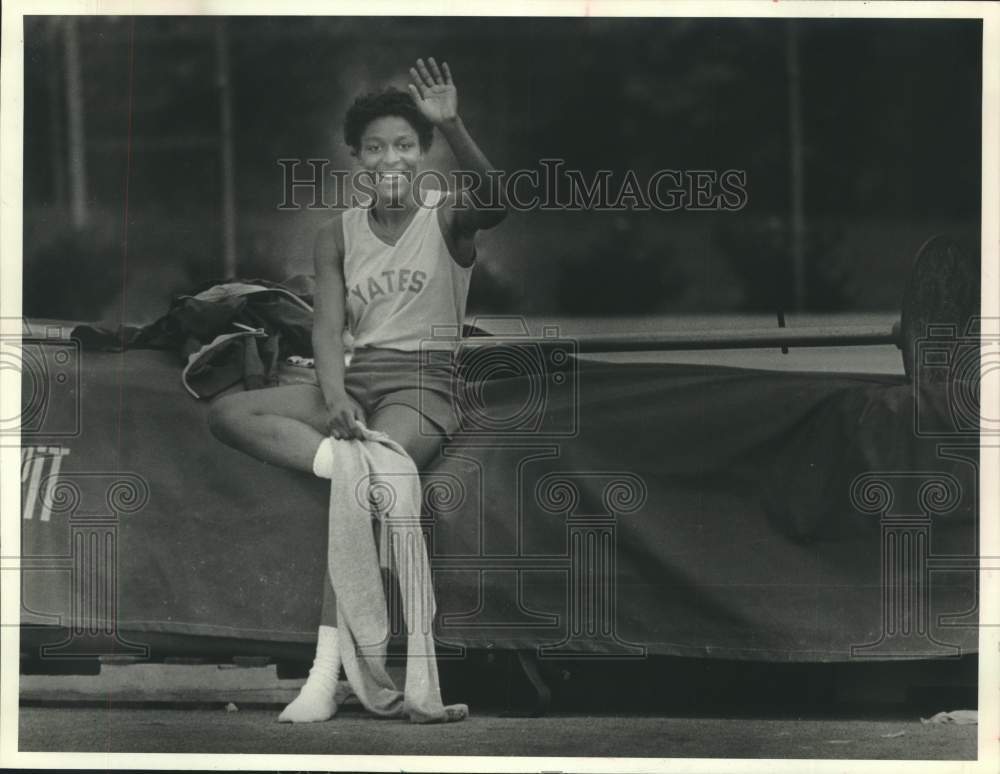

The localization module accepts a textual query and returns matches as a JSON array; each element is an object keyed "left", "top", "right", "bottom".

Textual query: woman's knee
[{"left": 207, "top": 392, "right": 249, "bottom": 443}]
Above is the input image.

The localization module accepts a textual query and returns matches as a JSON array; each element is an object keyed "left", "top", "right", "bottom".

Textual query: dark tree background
[{"left": 22, "top": 16, "right": 981, "bottom": 323}]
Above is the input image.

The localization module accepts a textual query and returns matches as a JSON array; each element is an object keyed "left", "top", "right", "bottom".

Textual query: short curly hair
[{"left": 343, "top": 87, "right": 434, "bottom": 153}]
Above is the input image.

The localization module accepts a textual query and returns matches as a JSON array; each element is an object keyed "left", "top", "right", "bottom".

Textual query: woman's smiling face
[{"left": 357, "top": 115, "right": 424, "bottom": 203}]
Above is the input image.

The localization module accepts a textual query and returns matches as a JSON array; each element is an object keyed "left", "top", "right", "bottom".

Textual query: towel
[{"left": 326, "top": 423, "right": 466, "bottom": 723}]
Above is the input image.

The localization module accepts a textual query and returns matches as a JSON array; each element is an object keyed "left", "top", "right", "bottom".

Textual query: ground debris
[{"left": 920, "top": 710, "right": 977, "bottom": 725}]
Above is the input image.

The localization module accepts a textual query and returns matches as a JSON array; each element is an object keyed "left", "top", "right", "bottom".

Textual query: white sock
[
  {"left": 311, "top": 437, "right": 334, "bottom": 479},
  {"left": 278, "top": 625, "right": 342, "bottom": 723}
]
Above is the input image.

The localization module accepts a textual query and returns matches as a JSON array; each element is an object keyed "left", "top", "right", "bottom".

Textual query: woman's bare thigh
[
  {"left": 211, "top": 383, "right": 360, "bottom": 435},
  {"left": 368, "top": 403, "right": 446, "bottom": 470}
]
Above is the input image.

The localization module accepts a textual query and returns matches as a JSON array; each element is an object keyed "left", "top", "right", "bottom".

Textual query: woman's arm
[
  {"left": 409, "top": 58, "right": 508, "bottom": 234},
  {"left": 312, "top": 218, "right": 364, "bottom": 440}
]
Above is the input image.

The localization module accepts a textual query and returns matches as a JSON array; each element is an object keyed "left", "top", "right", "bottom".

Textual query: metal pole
[
  {"left": 787, "top": 20, "right": 806, "bottom": 312},
  {"left": 44, "top": 323, "right": 899, "bottom": 350},
  {"left": 458, "top": 325, "right": 899, "bottom": 354},
  {"left": 215, "top": 19, "right": 237, "bottom": 278},
  {"left": 63, "top": 17, "right": 88, "bottom": 229},
  {"left": 46, "top": 19, "right": 66, "bottom": 209}
]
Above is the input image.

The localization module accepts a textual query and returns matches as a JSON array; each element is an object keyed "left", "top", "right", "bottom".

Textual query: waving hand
[{"left": 408, "top": 57, "right": 458, "bottom": 126}]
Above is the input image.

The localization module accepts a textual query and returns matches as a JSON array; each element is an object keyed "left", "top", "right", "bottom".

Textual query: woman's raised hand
[{"left": 408, "top": 57, "right": 458, "bottom": 126}]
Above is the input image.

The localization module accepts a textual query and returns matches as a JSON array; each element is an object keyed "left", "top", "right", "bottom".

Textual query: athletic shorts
[{"left": 338, "top": 346, "right": 463, "bottom": 439}]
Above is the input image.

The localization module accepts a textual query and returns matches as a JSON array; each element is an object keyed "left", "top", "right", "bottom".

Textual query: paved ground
[
  {"left": 17, "top": 706, "right": 977, "bottom": 759},
  {"left": 16, "top": 657, "right": 980, "bottom": 760}
]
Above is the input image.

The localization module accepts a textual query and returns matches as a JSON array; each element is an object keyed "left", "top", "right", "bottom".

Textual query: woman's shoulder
[
  {"left": 317, "top": 211, "right": 347, "bottom": 241},
  {"left": 315, "top": 213, "right": 347, "bottom": 265}
]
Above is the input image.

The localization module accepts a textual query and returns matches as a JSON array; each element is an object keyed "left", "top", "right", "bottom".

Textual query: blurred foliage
[
  {"left": 467, "top": 261, "right": 515, "bottom": 314},
  {"left": 556, "top": 214, "right": 686, "bottom": 314},
  {"left": 715, "top": 217, "right": 850, "bottom": 312},
  {"left": 23, "top": 221, "right": 121, "bottom": 321},
  {"left": 23, "top": 17, "right": 982, "bottom": 320}
]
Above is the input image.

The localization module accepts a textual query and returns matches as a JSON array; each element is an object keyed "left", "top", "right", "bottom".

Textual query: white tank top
[{"left": 341, "top": 188, "right": 473, "bottom": 352}]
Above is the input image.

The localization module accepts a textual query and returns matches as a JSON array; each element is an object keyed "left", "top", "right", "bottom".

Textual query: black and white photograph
[{"left": 1, "top": 1, "right": 997, "bottom": 771}]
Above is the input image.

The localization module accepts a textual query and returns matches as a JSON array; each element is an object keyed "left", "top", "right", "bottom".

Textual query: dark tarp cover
[{"left": 20, "top": 344, "right": 979, "bottom": 662}]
